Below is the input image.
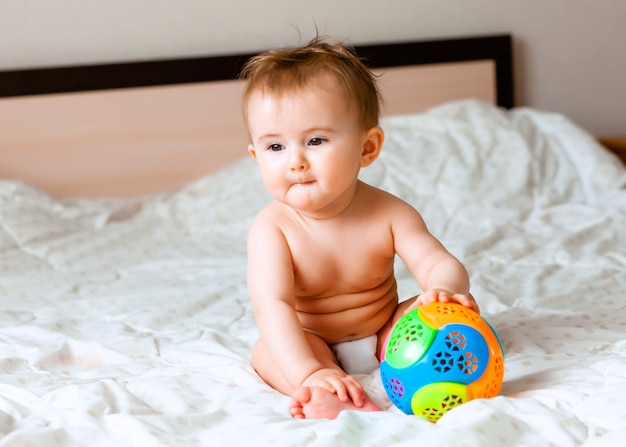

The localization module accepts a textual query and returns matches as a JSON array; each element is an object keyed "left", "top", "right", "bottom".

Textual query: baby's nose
[{"left": 289, "top": 150, "right": 308, "bottom": 171}]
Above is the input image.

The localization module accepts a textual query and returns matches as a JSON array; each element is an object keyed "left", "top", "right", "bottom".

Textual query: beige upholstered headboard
[{"left": 0, "top": 35, "right": 513, "bottom": 198}]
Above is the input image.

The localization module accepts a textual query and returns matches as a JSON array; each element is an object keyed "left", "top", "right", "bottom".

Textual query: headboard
[{"left": 0, "top": 35, "right": 513, "bottom": 197}]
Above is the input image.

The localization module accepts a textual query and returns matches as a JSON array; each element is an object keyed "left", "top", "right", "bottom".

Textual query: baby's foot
[{"left": 289, "top": 386, "right": 381, "bottom": 419}]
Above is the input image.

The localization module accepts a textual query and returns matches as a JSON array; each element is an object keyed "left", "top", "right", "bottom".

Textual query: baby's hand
[
  {"left": 301, "top": 368, "right": 367, "bottom": 407},
  {"left": 407, "top": 289, "right": 480, "bottom": 314}
]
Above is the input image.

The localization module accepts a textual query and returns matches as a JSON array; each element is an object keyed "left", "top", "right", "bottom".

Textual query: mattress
[{"left": 1, "top": 100, "right": 625, "bottom": 446}]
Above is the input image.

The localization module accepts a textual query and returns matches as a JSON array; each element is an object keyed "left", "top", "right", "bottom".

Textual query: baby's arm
[
  {"left": 248, "top": 215, "right": 324, "bottom": 386},
  {"left": 391, "top": 199, "right": 479, "bottom": 313},
  {"left": 247, "top": 212, "right": 367, "bottom": 404}
]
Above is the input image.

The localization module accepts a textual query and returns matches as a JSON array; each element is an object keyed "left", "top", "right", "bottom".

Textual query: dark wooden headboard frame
[{"left": 0, "top": 34, "right": 514, "bottom": 107}]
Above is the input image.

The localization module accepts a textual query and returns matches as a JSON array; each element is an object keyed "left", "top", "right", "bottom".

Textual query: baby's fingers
[
  {"left": 343, "top": 376, "right": 366, "bottom": 407},
  {"left": 437, "top": 291, "right": 453, "bottom": 302},
  {"left": 324, "top": 377, "right": 350, "bottom": 402},
  {"left": 417, "top": 291, "right": 438, "bottom": 305},
  {"left": 453, "top": 293, "right": 480, "bottom": 313},
  {"left": 322, "top": 376, "right": 366, "bottom": 407},
  {"left": 451, "top": 293, "right": 470, "bottom": 304}
]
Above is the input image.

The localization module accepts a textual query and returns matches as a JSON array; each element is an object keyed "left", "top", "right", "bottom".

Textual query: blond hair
[{"left": 240, "top": 36, "right": 381, "bottom": 129}]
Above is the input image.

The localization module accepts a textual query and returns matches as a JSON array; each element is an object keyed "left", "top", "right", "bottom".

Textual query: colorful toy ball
[{"left": 380, "top": 302, "right": 504, "bottom": 422}]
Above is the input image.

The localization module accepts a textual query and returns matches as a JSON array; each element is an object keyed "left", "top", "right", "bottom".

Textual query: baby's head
[{"left": 240, "top": 36, "right": 381, "bottom": 131}]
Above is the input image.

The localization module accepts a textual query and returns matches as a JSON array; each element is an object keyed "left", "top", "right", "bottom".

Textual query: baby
[{"left": 240, "top": 36, "right": 479, "bottom": 420}]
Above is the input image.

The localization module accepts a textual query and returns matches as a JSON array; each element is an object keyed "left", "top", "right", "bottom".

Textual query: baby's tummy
[{"left": 296, "top": 282, "right": 398, "bottom": 344}]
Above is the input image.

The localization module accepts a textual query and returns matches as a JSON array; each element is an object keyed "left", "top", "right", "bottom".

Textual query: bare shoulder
[
  {"left": 247, "top": 202, "right": 295, "bottom": 274},
  {"left": 357, "top": 182, "right": 422, "bottom": 216},
  {"left": 247, "top": 202, "right": 287, "bottom": 245},
  {"left": 249, "top": 201, "right": 287, "bottom": 230},
  {"left": 357, "top": 183, "right": 431, "bottom": 241}
]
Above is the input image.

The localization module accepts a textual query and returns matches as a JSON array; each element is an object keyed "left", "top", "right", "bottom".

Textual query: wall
[{"left": 0, "top": 0, "right": 624, "bottom": 137}]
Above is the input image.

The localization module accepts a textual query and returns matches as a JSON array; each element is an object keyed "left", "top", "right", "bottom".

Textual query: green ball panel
[
  {"left": 411, "top": 382, "right": 469, "bottom": 423},
  {"left": 385, "top": 309, "right": 437, "bottom": 369}
]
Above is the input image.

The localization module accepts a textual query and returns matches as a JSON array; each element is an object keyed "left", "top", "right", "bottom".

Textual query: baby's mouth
[{"left": 294, "top": 179, "right": 314, "bottom": 186}]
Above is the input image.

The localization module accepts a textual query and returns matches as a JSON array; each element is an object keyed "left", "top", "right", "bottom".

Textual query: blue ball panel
[
  {"left": 417, "top": 323, "right": 489, "bottom": 384},
  {"left": 380, "top": 360, "right": 422, "bottom": 414}
]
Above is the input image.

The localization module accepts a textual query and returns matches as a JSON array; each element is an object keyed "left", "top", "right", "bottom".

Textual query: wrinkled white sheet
[{"left": 1, "top": 100, "right": 625, "bottom": 446}]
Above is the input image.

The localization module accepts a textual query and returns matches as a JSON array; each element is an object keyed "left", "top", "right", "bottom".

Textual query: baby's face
[{"left": 246, "top": 81, "right": 370, "bottom": 218}]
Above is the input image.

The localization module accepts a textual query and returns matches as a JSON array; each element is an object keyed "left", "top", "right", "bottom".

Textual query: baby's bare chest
[{"left": 286, "top": 225, "right": 395, "bottom": 296}]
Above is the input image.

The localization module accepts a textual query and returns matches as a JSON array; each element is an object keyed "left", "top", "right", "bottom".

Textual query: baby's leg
[{"left": 252, "top": 331, "right": 381, "bottom": 419}]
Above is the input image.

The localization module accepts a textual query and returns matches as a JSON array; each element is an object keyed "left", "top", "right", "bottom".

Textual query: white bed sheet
[{"left": 1, "top": 100, "right": 625, "bottom": 446}]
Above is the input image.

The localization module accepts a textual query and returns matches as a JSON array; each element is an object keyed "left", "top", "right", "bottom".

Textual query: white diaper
[{"left": 331, "top": 334, "right": 380, "bottom": 375}]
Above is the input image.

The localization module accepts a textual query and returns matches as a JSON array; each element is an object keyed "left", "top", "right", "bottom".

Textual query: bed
[{"left": 1, "top": 34, "right": 625, "bottom": 447}]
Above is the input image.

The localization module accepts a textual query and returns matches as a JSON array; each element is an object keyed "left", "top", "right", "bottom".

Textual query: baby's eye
[
  {"left": 308, "top": 137, "right": 326, "bottom": 146},
  {"left": 268, "top": 143, "right": 285, "bottom": 152}
]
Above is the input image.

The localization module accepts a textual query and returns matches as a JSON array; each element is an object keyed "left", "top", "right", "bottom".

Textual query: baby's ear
[
  {"left": 248, "top": 143, "right": 257, "bottom": 159},
  {"left": 360, "top": 126, "right": 384, "bottom": 167}
]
